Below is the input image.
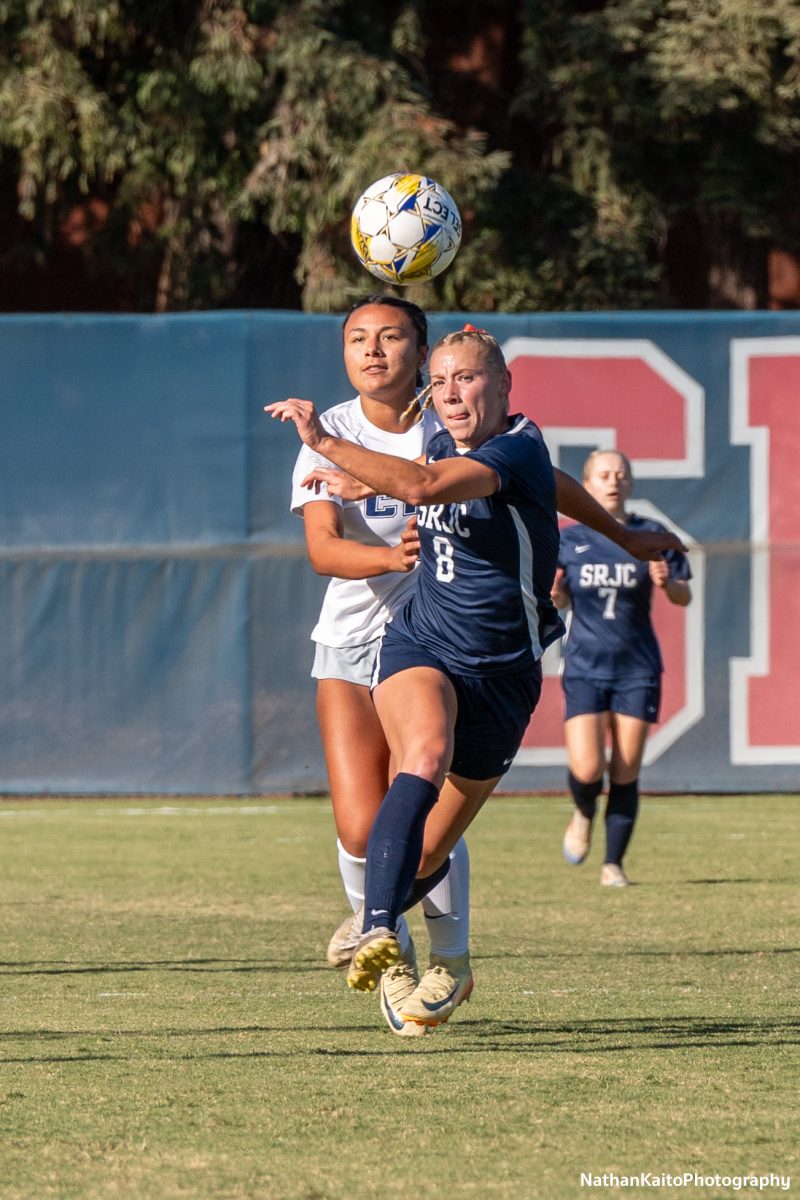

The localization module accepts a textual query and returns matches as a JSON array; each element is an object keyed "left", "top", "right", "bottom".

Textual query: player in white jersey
[
  {"left": 290, "top": 295, "right": 472, "bottom": 1038},
  {"left": 291, "top": 385, "right": 439, "bottom": 653}
]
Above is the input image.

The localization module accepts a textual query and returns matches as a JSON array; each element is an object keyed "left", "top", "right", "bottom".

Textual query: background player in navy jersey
[
  {"left": 552, "top": 449, "right": 692, "bottom": 887},
  {"left": 268, "top": 331, "right": 685, "bottom": 1028}
]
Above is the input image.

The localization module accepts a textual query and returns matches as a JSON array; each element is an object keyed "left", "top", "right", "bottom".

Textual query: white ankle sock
[{"left": 422, "top": 837, "right": 470, "bottom": 958}]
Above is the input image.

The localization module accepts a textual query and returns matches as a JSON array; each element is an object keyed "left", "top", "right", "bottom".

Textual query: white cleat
[
  {"left": 326, "top": 905, "right": 364, "bottom": 969},
  {"left": 379, "top": 938, "right": 429, "bottom": 1037},
  {"left": 601, "top": 863, "right": 630, "bottom": 888},
  {"left": 400, "top": 952, "right": 474, "bottom": 1028}
]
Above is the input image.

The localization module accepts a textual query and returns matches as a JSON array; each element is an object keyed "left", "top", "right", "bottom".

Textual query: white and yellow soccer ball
[{"left": 350, "top": 173, "right": 462, "bottom": 285}]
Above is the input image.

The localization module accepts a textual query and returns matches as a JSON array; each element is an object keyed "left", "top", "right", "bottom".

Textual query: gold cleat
[{"left": 346, "top": 928, "right": 400, "bottom": 992}]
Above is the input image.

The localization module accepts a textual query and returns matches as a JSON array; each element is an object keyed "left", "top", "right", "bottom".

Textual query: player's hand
[
  {"left": 622, "top": 527, "right": 686, "bottom": 561},
  {"left": 550, "top": 566, "right": 569, "bottom": 606},
  {"left": 649, "top": 557, "right": 671, "bottom": 588},
  {"left": 264, "top": 398, "right": 327, "bottom": 451},
  {"left": 386, "top": 515, "right": 420, "bottom": 573},
  {"left": 300, "top": 467, "right": 373, "bottom": 501}
]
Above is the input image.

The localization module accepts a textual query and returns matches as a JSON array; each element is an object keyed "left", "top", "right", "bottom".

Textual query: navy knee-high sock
[
  {"left": 568, "top": 769, "right": 604, "bottom": 819},
  {"left": 604, "top": 779, "right": 639, "bottom": 865},
  {"left": 363, "top": 772, "right": 440, "bottom": 933}
]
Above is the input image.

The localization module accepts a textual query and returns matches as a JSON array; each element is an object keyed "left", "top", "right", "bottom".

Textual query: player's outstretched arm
[
  {"left": 619, "top": 524, "right": 686, "bottom": 560},
  {"left": 302, "top": 452, "right": 428, "bottom": 500},
  {"left": 553, "top": 468, "right": 687, "bottom": 561},
  {"left": 266, "top": 398, "right": 498, "bottom": 504}
]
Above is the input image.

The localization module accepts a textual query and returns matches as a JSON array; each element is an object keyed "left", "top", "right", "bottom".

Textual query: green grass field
[{"left": 0, "top": 794, "right": 797, "bottom": 1200}]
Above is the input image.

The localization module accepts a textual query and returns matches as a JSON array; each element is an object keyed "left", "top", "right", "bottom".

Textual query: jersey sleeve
[
  {"left": 466, "top": 425, "right": 555, "bottom": 505},
  {"left": 289, "top": 441, "right": 343, "bottom": 516},
  {"left": 666, "top": 546, "right": 692, "bottom": 582},
  {"left": 646, "top": 519, "right": 692, "bottom": 581},
  {"left": 289, "top": 409, "right": 347, "bottom": 516}
]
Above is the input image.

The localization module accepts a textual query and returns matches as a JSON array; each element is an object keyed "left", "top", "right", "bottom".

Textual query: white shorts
[{"left": 311, "top": 639, "right": 381, "bottom": 687}]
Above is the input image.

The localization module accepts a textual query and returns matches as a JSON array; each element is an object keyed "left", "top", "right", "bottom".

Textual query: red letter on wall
[
  {"left": 731, "top": 340, "right": 800, "bottom": 763},
  {"left": 502, "top": 338, "right": 705, "bottom": 767}
]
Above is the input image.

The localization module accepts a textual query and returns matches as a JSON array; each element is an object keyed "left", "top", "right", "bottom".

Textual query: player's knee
[
  {"left": 337, "top": 824, "right": 372, "bottom": 859},
  {"left": 571, "top": 763, "right": 605, "bottom": 786},
  {"left": 398, "top": 741, "right": 451, "bottom": 790}
]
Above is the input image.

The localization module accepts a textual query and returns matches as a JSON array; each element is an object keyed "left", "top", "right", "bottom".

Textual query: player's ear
[{"left": 501, "top": 368, "right": 512, "bottom": 403}]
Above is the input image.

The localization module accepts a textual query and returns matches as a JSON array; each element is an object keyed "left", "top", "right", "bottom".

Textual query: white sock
[
  {"left": 337, "top": 839, "right": 366, "bottom": 911},
  {"left": 422, "top": 837, "right": 470, "bottom": 958},
  {"left": 335, "top": 839, "right": 411, "bottom": 952}
]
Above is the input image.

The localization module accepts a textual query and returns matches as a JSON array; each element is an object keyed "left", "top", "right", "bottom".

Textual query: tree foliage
[{"left": 0, "top": 0, "right": 797, "bottom": 311}]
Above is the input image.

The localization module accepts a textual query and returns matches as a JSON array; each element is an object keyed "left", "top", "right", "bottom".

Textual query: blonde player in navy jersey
[
  {"left": 553, "top": 450, "right": 692, "bottom": 887},
  {"left": 290, "top": 294, "right": 471, "bottom": 1038},
  {"left": 268, "top": 330, "right": 685, "bottom": 1027}
]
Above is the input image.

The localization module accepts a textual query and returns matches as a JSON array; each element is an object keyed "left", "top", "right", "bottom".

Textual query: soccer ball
[{"left": 350, "top": 173, "right": 462, "bottom": 285}]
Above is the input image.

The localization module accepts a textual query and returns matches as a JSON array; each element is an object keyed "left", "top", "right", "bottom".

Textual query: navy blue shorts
[
  {"left": 563, "top": 675, "right": 661, "bottom": 723},
  {"left": 373, "top": 625, "right": 542, "bottom": 780}
]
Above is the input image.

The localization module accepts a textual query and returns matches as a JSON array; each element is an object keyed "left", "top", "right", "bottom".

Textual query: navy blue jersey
[
  {"left": 558, "top": 515, "right": 691, "bottom": 681},
  {"left": 389, "top": 415, "right": 565, "bottom": 677}
]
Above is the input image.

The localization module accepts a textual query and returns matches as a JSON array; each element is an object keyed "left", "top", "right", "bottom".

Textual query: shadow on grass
[
  {"left": 2, "top": 1015, "right": 798, "bottom": 1065},
  {"left": 293, "top": 1014, "right": 800, "bottom": 1058},
  {"left": 0, "top": 958, "right": 326, "bottom": 976},
  {"left": 685, "top": 878, "right": 763, "bottom": 885},
  {"left": 475, "top": 946, "right": 800, "bottom": 961}
]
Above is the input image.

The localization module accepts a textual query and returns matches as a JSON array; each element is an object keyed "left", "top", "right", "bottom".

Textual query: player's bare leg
[
  {"left": 317, "top": 679, "right": 413, "bottom": 970},
  {"left": 608, "top": 713, "right": 648, "bottom": 784},
  {"left": 563, "top": 713, "right": 608, "bottom": 864},
  {"left": 372, "top": 666, "right": 456, "bottom": 794},
  {"left": 317, "top": 679, "right": 388, "bottom": 858}
]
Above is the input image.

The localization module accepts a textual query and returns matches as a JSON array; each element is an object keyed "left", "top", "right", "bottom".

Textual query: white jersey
[{"left": 290, "top": 396, "right": 441, "bottom": 647}]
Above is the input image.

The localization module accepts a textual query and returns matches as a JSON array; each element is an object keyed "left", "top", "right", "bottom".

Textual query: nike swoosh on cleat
[
  {"left": 381, "top": 991, "right": 405, "bottom": 1031},
  {"left": 421, "top": 984, "right": 462, "bottom": 1012}
]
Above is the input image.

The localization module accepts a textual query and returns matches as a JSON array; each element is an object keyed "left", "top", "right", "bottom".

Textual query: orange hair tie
[{"left": 462, "top": 323, "right": 489, "bottom": 334}]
